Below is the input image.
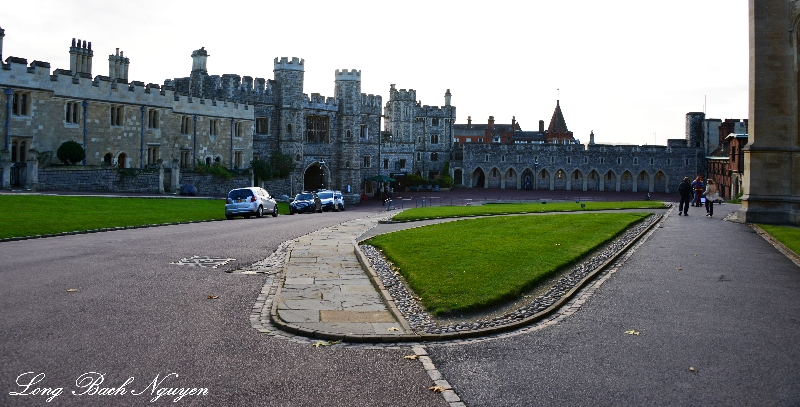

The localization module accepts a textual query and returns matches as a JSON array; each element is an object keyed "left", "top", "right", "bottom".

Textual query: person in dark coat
[{"left": 678, "top": 177, "right": 692, "bottom": 216}]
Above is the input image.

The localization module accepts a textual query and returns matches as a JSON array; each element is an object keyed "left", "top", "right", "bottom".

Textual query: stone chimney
[
  {"left": 0, "top": 26, "right": 5, "bottom": 63},
  {"left": 69, "top": 38, "right": 93, "bottom": 75},
  {"left": 589, "top": 130, "right": 595, "bottom": 145},
  {"left": 191, "top": 47, "right": 208, "bottom": 73},
  {"left": 488, "top": 116, "right": 495, "bottom": 132},
  {"left": 444, "top": 89, "right": 451, "bottom": 106},
  {"left": 539, "top": 120, "right": 545, "bottom": 133},
  {"left": 109, "top": 48, "right": 130, "bottom": 82},
  {"left": 467, "top": 116, "right": 472, "bottom": 128}
]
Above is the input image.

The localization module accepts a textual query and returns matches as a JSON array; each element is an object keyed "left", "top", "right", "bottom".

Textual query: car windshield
[
  {"left": 318, "top": 192, "right": 333, "bottom": 199},
  {"left": 296, "top": 193, "right": 314, "bottom": 200},
  {"left": 229, "top": 189, "right": 253, "bottom": 199}
]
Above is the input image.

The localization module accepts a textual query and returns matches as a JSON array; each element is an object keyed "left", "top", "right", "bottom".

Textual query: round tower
[{"left": 685, "top": 112, "right": 705, "bottom": 148}]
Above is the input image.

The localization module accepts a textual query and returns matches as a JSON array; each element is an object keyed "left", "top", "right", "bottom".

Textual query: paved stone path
[{"left": 272, "top": 212, "right": 409, "bottom": 336}]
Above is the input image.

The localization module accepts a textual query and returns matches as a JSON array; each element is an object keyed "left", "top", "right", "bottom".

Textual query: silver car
[
  {"left": 225, "top": 187, "right": 278, "bottom": 219},
  {"left": 333, "top": 191, "right": 345, "bottom": 211}
]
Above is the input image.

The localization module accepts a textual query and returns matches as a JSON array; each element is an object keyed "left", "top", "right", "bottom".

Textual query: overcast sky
[{"left": 2, "top": 0, "right": 748, "bottom": 145}]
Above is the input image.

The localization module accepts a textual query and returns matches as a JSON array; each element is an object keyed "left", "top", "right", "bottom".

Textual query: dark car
[
  {"left": 289, "top": 191, "right": 322, "bottom": 214},
  {"left": 316, "top": 190, "right": 336, "bottom": 212}
]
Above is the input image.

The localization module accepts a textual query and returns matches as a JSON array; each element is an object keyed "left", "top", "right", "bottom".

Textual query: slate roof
[{"left": 548, "top": 100, "right": 569, "bottom": 133}]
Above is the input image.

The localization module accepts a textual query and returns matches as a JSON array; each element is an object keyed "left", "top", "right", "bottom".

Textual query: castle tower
[
  {"left": 546, "top": 100, "right": 574, "bottom": 143},
  {"left": 273, "top": 57, "right": 305, "bottom": 144},
  {"left": 685, "top": 112, "right": 705, "bottom": 148},
  {"left": 384, "top": 84, "right": 417, "bottom": 143},
  {"left": 191, "top": 48, "right": 208, "bottom": 73},
  {"left": 335, "top": 69, "right": 362, "bottom": 116},
  {"left": 108, "top": 48, "right": 130, "bottom": 82},
  {"left": 69, "top": 38, "right": 93, "bottom": 75}
]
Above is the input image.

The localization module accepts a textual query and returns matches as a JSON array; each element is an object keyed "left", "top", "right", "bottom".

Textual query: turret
[
  {"left": 191, "top": 47, "right": 208, "bottom": 73},
  {"left": 335, "top": 69, "right": 361, "bottom": 116},
  {"left": 685, "top": 112, "right": 705, "bottom": 148},
  {"left": 69, "top": 38, "right": 93, "bottom": 75}
]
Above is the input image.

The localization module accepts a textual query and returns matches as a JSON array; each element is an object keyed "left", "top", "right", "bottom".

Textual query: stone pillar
[
  {"left": 171, "top": 158, "right": 180, "bottom": 193},
  {"left": 157, "top": 159, "right": 164, "bottom": 194},
  {"left": 25, "top": 149, "right": 38, "bottom": 191},
  {"left": 0, "top": 149, "right": 9, "bottom": 189},
  {"left": 738, "top": 0, "right": 800, "bottom": 225}
]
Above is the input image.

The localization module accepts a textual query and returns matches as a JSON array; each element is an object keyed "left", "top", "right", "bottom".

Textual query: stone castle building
[{"left": 1, "top": 26, "right": 718, "bottom": 201}]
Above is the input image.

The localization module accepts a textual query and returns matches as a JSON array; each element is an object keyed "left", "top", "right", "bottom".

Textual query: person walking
[
  {"left": 678, "top": 177, "right": 692, "bottom": 216},
  {"left": 691, "top": 175, "right": 705, "bottom": 207},
  {"left": 703, "top": 179, "right": 720, "bottom": 217}
]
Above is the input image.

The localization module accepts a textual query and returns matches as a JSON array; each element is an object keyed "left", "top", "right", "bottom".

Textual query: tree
[
  {"left": 56, "top": 140, "right": 86, "bottom": 165},
  {"left": 269, "top": 150, "right": 294, "bottom": 179}
]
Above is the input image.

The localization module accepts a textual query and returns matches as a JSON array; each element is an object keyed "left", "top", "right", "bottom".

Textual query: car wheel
[
  {"left": 272, "top": 205, "right": 278, "bottom": 217},
  {"left": 256, "top": 206, "right": 264, "bottom": 218}
]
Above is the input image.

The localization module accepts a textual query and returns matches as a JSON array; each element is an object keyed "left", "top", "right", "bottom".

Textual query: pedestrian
[
  {"left": 703, "top": 179, "right": 719, "bottom": 217},
  {"left": 678, "top": 176, "right": 692, "bottom": 216},
  {"left": 691, "top": 175, "right": 705, "bottom": 207}
]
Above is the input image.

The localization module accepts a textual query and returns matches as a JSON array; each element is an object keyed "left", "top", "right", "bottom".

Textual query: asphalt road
[
  {"left": 0, "top": 203, "right": 446, "bottom": 406},
  {"left": 2, "top": 194, "right": 799, "bottom": 406}
]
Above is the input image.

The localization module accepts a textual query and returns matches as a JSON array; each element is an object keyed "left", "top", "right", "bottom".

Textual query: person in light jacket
[{"left": 704, "top": 179, "right": 720, "bottom": 217}]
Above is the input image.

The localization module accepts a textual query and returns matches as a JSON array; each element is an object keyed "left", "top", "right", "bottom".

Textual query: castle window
[
  {"left": 650, "top": 158, "right": 654, "bottom": 165},
  {"left": 10, "top": 139, "right": 27, "bottom": 163},
  {"left": 430, "top": 134, "right": 439, "bottom": 144},
  {"left": 639, "top": 172, "right": 646, "bottom": 180},
  {"left": 501, "top": 155, "right": 505, "bottom": 162},
  {"left": 478, "top": 138, "right": 483, "bottom": 143},
  {"left": 65, "top": 101, "right": 80, "bottom": 124},
  {"left": 574, "top": 171, "right": 580, "bottom": 179},
  {"left": 517, "top": 155, "right": 521, "bottom": 163},
  {"left": 431, "top": 118, "right": 439, "bottom": 126},
  {"left": 616, "top": 157, "right": 622, "bottom": 165},
  {"left": 345, "top": 161, "right": 351, "bottom": 168},
  {"left": 180, "top": 116, "right": 191, "bottom": 135},
  {"left": 607, "top": 172, "right": 613, "bottom": 180},
  {"left": 256, "top": 118, "right": 269, "bottom": 134},
  {"left": 550, "top": 156, "right": 555, "bottom": 164},
  {"left": 234, "top": 151, "right": 243, "bottom": 169},
  {"left": 360, "top": 125, "right": 368, "bottom": 138},
  {"left": 12, "top": 91, "right": 30, "bottom": 116},
  {"left": 584, "top": 156, "right": 588, "bottom": 164},
  {"left": 296, "top": 154, "right": 301, "bottom": 161},
  {"left": 147, "top": 145, "right": 160, "bottom": 165},
  {"left": 399, "top": 159, "right": 406, "bottom": 169},
  {"left": 417, "top": 152, "right": 422, "bottom": 161},
  {"left": 180, "top": 150, "right": 190, "bottom": 168},
  {"left": 363, "top": 156, "right": 371, "bottom": 168},
  {"left": 209, "top": 119, "right": 218, "bottom": 136},
  {"left": 600, "top": 157, "right": 605, "bottom": 164},
  {"left": 492, "top": 169, "right": 499, "bottom": 177},
  {"left": 466, "top": 138, "right": 472, "bottom": 143},
  {"left": 287, "top": 123, "right": 293, "bottom": 134},
  {"left": 431, "top": 152, "right": 439, "bottom": 161},
  {"left": 111, "top": 106, "right": 124, "bottom": 127},
  {"left": 234, "top": 122, "right": 243, "bottom": 138},
  {"left": 485, "top": 154, "right": 489, "bottom": 162},
  {"left": 685, "top": 158, "right": 689, "bottom": 166},
  {"left": 634, "top": 157, "right": 639, "bottom": 165},
  {"left": 384, "top": 159, "right": 389, "bottom": 169},
  {"left": 147, "top": 109, "right": 159, "bottom": 129},
  {"left": 305, "top": 115, "right": 329, "bottom": 143},
  {"left": 668, "top": 158, "right": 671, "bottom": 165},
  {"left": 567, "top": 156, "right": 571, "bottom": 164},
  {"left": 346, "top": 129, "right": 352, "bottom": 138}
]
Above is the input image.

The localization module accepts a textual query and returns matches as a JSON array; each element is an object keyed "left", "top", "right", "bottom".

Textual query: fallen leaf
[
  {"left": 387, "top": 327, "right": 399, "bottom": 332},
  {"left": 206, "top": 295, "right": 219, "bottom": 299},
  {"left": 429, "top": 386, "right": 445, "bottom": 393},
  {"left": 624, "top": 330, "right": 641, "bottom": 335},
  {"left": 312, "top": 340, "right": 342, "bottom": 348},
  {"left": 66, "top": 288, "right": 78, "bottom": 292},
  {"left": 676, "top": 267, "right": 682, "bottom": 270},
  {"left": 404, "top": 355, "right": 419, "bottom": 360},
  {"left": 689, "top": 367, "right": 697, "bottom": 372}
]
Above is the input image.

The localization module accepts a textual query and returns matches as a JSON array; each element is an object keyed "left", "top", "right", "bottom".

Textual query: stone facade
[{"left": 737, "top": 0, "right": 800, "bottom": 225}]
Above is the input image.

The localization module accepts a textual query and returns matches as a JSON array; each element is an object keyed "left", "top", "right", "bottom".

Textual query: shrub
[
  {"left": 250, "top": 158, "right": 272, "bottom": 181},
  {"left": 407, "top": 174, "right": 428, "bottom": 186},
  {"left": 56, "top": 141, "right": 86, "bottom": 165},
  {"left": 269, "top": 150, "right": 294, "bottom": 179},
  {"left": 440, "top": 175, "right": 454, "bottom": 188},
  {"left": 194, "top": 160, "right": 232, "bottom": 179}
]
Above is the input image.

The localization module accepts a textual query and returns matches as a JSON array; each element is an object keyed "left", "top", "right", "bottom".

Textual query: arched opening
[
  {"left": 605, "top": 170, "right": 617, "bottom": 192},
  {"left": 205, "top": 157, "right": 212, "bottom": 166},
  {"left": 117, "top": 153, "right": 127, "bottom": 169},
  {"left": 554, "top": 169, "right": 567, "bottom": 190},
  {"left": 505, "top": 168, "right": 518, "bottom": 189},
  {"left": 303, "top": 162, "right": 326, "bottom": 191},
  {"left": 522, "top": 169, "right": 533, "bottom": 190},
  {"left": 537, "top": 169, "right": 550, "bottom": 190},
  {"left": 103, "top": 153, "right": 113, "bottom": 166},
  {"left": 472, "top": 168, "right": 486, "bottom": 188},
  {"left": 654, "top": 171, "right": 667, "bottom": 193},
  {"left": 637, "top": 171, "right": 650, "bottom": 192},
  {"left": 587, "top": 170, "right": 599, "bottom": 191},
  {"left": 620, "top": 170, "right": 633, "bottom": 192}
]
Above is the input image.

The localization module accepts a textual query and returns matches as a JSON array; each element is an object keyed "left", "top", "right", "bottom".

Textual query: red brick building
[{"left": 706, "top": 119, "right": 748, "bottom": 200}]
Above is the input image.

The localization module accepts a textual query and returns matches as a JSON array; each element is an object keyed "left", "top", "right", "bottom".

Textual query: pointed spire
[{"left": 547, "top": 100, "right": 568, "bottom": 133}]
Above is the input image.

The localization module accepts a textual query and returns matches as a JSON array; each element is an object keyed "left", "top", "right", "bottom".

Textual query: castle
[{"left": 0, "top": 26, "right": 714, "bottom": 201}]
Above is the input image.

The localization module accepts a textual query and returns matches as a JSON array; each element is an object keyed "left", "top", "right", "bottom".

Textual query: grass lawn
[
  {"left": 758, "top": 224, "right": 800, "bottom": 256},
  {"left": 364, "top": 212, "right": 650, "bottom": 316},
  {"left": 0, "top": 195, "right": 292, "bottom": 239},
  {"left": 391, "top": 200, "right": 666, "bottom": 222}
]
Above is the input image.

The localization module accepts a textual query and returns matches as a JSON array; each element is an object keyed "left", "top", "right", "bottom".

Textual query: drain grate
[{"left": 170, "top": 255, "right": 235, "bottom": 269}]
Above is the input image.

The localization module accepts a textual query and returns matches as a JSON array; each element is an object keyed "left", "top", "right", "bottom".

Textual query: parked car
[
  {"left": 289, "top": 191, "right": 322, "bottom": 214},
  {"left": 225, "top": 187, "right": 278, "bottom": 219},
  {"left": 316, "top": 190, "right": 336, "bottom": 212},
  {"left": 333, "top": 191, "right": 345, "bottom": 211}
]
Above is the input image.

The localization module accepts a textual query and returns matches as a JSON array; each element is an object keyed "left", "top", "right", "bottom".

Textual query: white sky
[{"left": 2, "top": 0, "right": 748, "bottom": 145}]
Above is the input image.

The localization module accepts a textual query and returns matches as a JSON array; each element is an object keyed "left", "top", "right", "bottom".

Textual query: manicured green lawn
[
  {"left": 758, "top": 224, "right": 800, "bottom": 256},
  {"left": 364, "top": 212, "right": 650, "bottom": 316},
  {"left": 0, "top": 195, "right": 291, "bottom": 239},
  {"left": 391, "top": 201, "right": 666, "bottom": 222}
]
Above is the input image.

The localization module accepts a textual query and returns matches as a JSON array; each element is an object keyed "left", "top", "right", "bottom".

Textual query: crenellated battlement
[
  {"left": 274, "top": 57, "right": 304, "bottom": 71},
  {"left": 335, "top": 69, "right": 361, "bottom": 81},
  {"left": 361, "top": 94, "right": 381, "bottom": 108},
  {"left": 389, "top": 84, "right": 416, "bottom": 101},
  {"left": 304, "top": 93, "right": 337, "bottom": 111}
]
